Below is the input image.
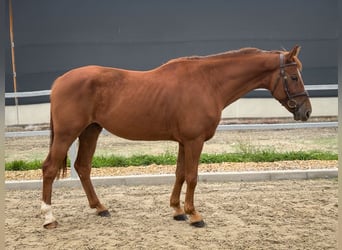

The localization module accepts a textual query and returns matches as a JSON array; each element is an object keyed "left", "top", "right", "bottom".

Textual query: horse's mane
[
  {"left": 163, "top": 47, "right": 302, "bottom": 70},
  {"left": 166, "top": 48, "right": 263, "bottom": 64}
]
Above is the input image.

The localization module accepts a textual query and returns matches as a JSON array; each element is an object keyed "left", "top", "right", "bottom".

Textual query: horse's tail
[
  {"left": 49, "top": 112, "right": 54, "bottom": 149},
  {"left": 44, "top": 112, "right": 67, "bottom": 179}
]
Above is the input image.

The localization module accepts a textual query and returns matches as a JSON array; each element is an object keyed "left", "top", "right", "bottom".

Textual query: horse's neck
[{"left": 209, "top": 54, "right": 279, "bottom": 108}]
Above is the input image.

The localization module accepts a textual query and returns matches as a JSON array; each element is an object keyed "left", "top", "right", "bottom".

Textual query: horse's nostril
[{"left": 306, "top": 110, "right": 311, "bottom": 119}]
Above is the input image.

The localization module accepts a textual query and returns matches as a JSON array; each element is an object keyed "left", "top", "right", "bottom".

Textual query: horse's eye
[{"left": 291, "top": 75, "right": 298, "bottom": 81}]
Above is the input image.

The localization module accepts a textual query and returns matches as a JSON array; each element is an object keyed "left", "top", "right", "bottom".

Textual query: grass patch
[
  {"left": 5, "top": 150, "right": 337, "bottom": 171},
  {"left": 6, "top": 160, "right": 43, "bottom": 171},
  {"left": 91, "top": 153, "right": 177, "bottom": 168}
]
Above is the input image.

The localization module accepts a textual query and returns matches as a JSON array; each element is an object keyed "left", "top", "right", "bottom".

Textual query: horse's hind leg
[
  {"left": 42, "top": 135, "right": 75, "bottom": 229},
  {"left": 75, "top": 123, "right": 110, "bottom": 217}
]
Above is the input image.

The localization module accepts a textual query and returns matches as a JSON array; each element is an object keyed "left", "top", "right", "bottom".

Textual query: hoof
[
  {"left": 97, "top": 210, "right": 111, "bottom": 217},
  {"left": 190, "top": 220, "right": 206, "bottom": 228},
  {"left": 43, "top": 221, "right": 58, "bottom": 229},
  {"left": 173, "top": 214, "right": 188, "bottom": 221}
]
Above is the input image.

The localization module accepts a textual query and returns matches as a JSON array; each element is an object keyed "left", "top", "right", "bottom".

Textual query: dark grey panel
[{"left": 5, "top": 0, "right": 338, "bottom": 105}]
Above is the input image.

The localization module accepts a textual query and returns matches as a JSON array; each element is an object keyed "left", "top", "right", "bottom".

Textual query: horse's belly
[
  {"left": 99, "top": 115, "right": 175, "bottom": 141},
  {"left": 105, "top": 126, "right": 173, "bottom": 141}
]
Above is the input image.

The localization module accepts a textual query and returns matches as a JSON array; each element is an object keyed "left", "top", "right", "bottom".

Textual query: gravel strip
[{"left": 5, "top": 160, "right": 337, "bottom": 181}]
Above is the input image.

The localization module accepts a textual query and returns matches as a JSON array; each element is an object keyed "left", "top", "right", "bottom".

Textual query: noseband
[{"left": 271, "top": 53, "right": 309, "bottom": 110}]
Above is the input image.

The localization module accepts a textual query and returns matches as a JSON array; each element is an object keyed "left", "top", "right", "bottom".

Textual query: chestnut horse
[{"left": 41, "top": 46, "right": 311, "bottom": 229}]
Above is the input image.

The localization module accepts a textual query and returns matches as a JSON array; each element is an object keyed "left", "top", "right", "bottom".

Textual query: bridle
[{"left": 271, "top": 53, "right": 309, "bottom": 111}]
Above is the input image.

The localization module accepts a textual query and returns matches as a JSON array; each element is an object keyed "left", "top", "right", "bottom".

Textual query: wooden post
[{"left": 9, "top": 0, "right": 19, "bottom": 124}]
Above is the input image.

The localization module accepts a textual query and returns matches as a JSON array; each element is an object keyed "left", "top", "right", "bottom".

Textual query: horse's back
[
  {"left": 51, "top": 65, "right": 120, "bottom": 94},
  {"left": 51, "top": 65, "right": 132, "bottom": 107}
]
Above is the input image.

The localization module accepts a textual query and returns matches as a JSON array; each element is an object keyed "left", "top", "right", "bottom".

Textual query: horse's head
[{"left": 270, "top": 45, "right": 312, "bottom": 121}]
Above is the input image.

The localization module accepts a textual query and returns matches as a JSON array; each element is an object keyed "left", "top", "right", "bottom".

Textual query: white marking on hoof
[{"left": 41, "top": 201, "right": 57, "bottom": 226}]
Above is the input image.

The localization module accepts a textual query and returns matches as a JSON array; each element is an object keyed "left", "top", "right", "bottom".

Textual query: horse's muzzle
[{"left": 294, "top": 100, "right": 312, "bottom": 121}]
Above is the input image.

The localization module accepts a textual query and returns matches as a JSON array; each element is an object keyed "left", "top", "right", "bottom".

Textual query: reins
[{"left": 271, "top": 53, "right": 309, "bottom": 110}]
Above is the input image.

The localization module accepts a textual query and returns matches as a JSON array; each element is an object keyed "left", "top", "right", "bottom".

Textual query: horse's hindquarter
[{"left": 52, "top": 65, "right": 221, "bottom": 142}]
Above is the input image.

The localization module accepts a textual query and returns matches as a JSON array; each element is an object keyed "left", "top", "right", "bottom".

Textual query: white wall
[{"left": 5, "top": 97, "right": 338, "bottom": 126}]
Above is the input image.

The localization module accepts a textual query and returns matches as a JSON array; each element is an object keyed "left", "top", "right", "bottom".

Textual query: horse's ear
[{"left": 286, "top": 45, "right": 301, "bottom": 61}]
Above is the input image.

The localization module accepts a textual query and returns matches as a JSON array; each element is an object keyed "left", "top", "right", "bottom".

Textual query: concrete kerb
[{"left": 5, "top": 168, "right": 338, "bottom": 190}]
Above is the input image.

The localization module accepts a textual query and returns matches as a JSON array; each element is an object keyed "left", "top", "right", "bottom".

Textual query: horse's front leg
[
  {"left": 170, "top": 143, "right": 187, "bottom": 221},
  {"left": 183, "top": 139, "right": 205, "bottom": 227}
]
